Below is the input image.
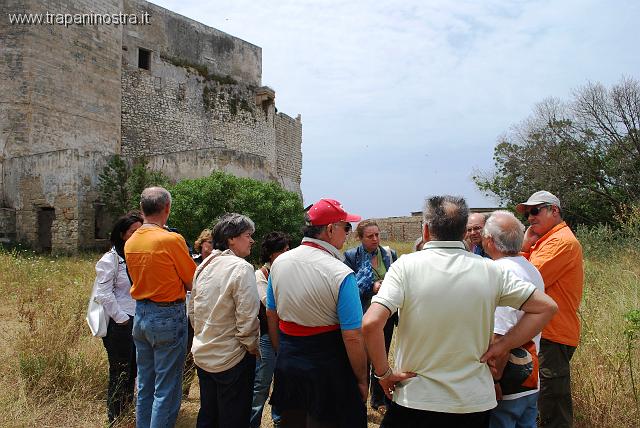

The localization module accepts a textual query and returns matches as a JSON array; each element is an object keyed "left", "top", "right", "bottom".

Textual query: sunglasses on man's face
[
  {"left": 333, "top": 222, "right": 352, "bottom": 233},
  {"left": 524, "top": 204, "right": 551, "bottom": 217}
]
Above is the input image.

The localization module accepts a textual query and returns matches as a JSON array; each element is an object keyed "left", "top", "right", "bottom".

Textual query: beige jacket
[{"left": 188, "top": 249, "right": 260, "bottom": 373}]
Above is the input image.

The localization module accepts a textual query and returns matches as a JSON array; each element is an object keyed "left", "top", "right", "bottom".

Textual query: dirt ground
[{"left": 176, "top": 380, "right": 386, "bottom": 427}]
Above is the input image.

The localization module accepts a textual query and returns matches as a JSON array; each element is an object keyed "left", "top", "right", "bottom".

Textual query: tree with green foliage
[
  {"left": 474, "top": 77, "right": 640, "bottom": 226},
  {"left": 98, "top": 155, "right": 169, "bottom": 217},
  {"left": 169, "top": 171, "right": 304, "bottom": 261}
]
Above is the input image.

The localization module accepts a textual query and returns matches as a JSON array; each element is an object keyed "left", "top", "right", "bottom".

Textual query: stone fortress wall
[{"left": 0, "top": 0, "right": 302, "bottom": 253}]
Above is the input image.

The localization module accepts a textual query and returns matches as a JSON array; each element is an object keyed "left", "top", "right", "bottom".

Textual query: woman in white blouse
[{"left": 95, "top": 211, "right": 143, "bottom": 424}]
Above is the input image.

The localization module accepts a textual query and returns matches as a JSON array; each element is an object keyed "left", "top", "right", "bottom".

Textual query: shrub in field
[
  {"left": 169, "top": 172, "right": 305, "bottom": 261},
  {"left": 98, "top": 155, "right": 169, "bottom": 217}
]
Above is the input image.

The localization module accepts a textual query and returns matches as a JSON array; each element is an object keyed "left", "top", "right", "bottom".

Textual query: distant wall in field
[
  {"left": 370, "top": 215, "right": 422, "bottom": 242},
  {"left": 372, "top": 207, "right": 503, "bottom": 242}
]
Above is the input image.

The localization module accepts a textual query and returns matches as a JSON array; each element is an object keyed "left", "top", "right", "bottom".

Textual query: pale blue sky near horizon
[{"left": 152, "top": 0, "right": 640, "bottom": 219}]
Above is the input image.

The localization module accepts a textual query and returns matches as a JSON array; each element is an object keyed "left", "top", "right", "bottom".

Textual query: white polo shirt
[{"left": 372, "top": 241, "right": 536, "bottom": 414}]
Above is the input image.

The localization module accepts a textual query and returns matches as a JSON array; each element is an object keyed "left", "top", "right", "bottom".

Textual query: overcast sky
[{"left": 153, "top": 0, "right": 639, "bottom": 219}]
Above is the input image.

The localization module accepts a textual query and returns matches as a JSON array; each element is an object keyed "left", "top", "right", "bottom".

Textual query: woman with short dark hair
[
  {"left": 250, "top": 231, "right": 290, "bottom": 428},
  {"left": 188, "top": 213, "right": 261, "bottom": 428},
  {"left": 95, "top": 211, "right": 143, "bottom": 424}
]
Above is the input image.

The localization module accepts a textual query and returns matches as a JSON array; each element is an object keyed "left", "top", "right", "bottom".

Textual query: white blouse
[{"left": 94, "top": 248, "right": 136, "bottom": 323}]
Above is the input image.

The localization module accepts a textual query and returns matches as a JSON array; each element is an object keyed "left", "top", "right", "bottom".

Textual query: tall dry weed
[
  {"left": 572, "top": 210, "right": 640, "bottom": 427},
  {"left": 1, "top": 209, "right": 639, "bottom": 427},
  {"left": 0, "top": 248, "right": 107, "bottom": 427}
]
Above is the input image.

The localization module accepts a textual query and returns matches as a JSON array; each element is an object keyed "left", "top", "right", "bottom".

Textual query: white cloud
[{"left": 152, "top": 0, "right": 640, "bottom": 217}]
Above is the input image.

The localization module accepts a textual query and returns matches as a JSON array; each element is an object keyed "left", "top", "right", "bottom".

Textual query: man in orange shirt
[
  {"left": 125, "top": 187, "right": 197, "bottom": 428},
  {"left": 517, "top": 191, "right": 584, "bottom": 428}
]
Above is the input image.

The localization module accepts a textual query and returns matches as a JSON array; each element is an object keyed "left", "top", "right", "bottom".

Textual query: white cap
[{"left": 515, "top": 191, "right": 561, "bottom": 213}]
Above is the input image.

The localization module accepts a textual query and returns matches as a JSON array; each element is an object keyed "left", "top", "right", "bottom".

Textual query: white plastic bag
[
  {"left": 86, "top": 282, "right": 108, "bottom": 337},
  {"left": 86, "top": 251, "right": 117, "bottom": 337}
]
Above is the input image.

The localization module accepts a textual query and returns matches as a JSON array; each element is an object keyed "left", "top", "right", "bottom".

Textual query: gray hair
[
  {"left": 422, "top": 195, "right": 469, "bottom": 241},
  {"left": 140, "top": 187, "right": 172, "bottom": 216},
  {"left": 302, "top": 212, "right": 327, "bottom": 239},
  {"left": 211, "top": 213, "right": 256, "bottom": 250},
  {"left": 483, "top": 210, "right": 525, "bottom": 256}
]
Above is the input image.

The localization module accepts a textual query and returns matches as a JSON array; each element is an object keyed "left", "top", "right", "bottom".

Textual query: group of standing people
[{"left": 93, "top": 186, "right": 583, "bottom": 428}]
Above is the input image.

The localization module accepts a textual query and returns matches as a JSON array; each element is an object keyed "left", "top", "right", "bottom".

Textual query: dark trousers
[
  {"left": 183, "top": 321, "right": 196, "bottom": 396},
  {"left": 196, "top": 352, "right": 256, "bottom": 428},
  {"left": 101, "top": 316, "right": 136, "bottom": 423},
  {"left": 381, "top": 402, "right": 490, "bottom": 428},
  {"left": 538, "top": 339, "right": 576, "bottom": 428},
  {"left": 370, "top": 315, "right": 396, "bottom": 408},
  {"left": 280, "top": 409, "right": 337, "bottom": 428}
]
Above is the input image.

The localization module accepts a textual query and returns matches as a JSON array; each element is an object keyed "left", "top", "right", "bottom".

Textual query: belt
[
  {"left": 141, "top": 299, "right": 185, "bottom": 307},
  {"left": 279, "top": 320, "right": 340, "bottom": 336}
]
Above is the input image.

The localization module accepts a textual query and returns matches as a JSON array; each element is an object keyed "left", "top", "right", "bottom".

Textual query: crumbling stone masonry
[{"left": 0, "top": 0, "right": 303, "bottom": 253}]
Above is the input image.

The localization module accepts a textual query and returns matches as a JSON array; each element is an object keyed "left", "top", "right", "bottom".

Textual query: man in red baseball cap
[{"left": 264, "top": 198, "right": 368, "bottom": 427}]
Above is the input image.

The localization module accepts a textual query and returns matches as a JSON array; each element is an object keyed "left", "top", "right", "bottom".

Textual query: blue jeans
[
  {"left": 197, "top": 352, "right": 256, "bottom": 428},
  {"left": 489, "top": 392, "right": 539, "bottom": 428},
  {"left": 132, "top": 300, "right": 187, "bottom": 428},
  {"left": 250, "top": 334, "right": 281, "bottom": 427}
]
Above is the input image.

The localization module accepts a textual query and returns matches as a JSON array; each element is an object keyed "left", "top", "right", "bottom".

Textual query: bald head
[
  {"left": 483, "top": 210, "right": 525, "bottom": 257},
  {"left": 140, "top": 186, "right": 172, "bottom": 216}
]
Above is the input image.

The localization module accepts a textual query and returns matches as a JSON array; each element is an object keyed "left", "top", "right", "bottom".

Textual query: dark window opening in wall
[
  {"left": 94, "top": 203, "right": 109, "bottom": 240},
  {"left": 37, "top": 207, "right": 55, "bottom": 253},
  {"left": 138, "top": 48, "right": 151, "bottom": 70}
]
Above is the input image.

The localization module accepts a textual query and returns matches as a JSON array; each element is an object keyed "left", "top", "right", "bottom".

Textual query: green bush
[{"left": 169, "top": 172, "right": 304, "bottom": 261}]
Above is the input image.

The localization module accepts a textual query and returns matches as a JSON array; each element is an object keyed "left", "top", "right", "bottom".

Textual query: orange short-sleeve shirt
[
  {"left": 524, "top": 222, "right": 584, "bottom": 346},
  {"left": 125, "top": 225, "right": 197, "bottom": 302}
]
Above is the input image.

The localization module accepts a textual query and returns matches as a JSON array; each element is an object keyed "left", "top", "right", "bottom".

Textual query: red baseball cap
[{"left": 306, "top": 198, "right": 361, "bottom": 225}]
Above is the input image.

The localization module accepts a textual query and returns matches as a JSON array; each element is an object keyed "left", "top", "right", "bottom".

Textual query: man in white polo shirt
[
  {"left": 482, "top": 210, "right": 545, "bottom": 428},
  {"left": 363, "top": 195, "right": 557, "bottom": 428}
]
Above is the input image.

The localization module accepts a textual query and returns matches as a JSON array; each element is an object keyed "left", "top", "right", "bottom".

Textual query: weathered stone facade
[{"left": 0, "top": 0, "right": 302, "bottom": 253}]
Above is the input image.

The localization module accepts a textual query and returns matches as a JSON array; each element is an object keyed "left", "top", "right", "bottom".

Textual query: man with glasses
[
  {"left": 466, "top": 212, "right": 490, "bottom": 257},
  {"left": 516, "top": 191, "right": 584, "bottom": 428},
  {"left": 266, "top": 198, "right": 368, "bottom": 427}
]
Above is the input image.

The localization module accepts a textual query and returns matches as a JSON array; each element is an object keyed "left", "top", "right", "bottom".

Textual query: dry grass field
[{"left": 0, "top": 228, "right": 638, "bottom": 427}]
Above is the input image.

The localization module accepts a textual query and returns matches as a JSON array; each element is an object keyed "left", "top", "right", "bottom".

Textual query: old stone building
[{"left": 1, "top": 0, "right": 302, "bottom": 253}]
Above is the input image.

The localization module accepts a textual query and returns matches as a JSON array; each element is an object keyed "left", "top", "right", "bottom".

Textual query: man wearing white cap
[
  {"left": 266, "top": 198, "right": 367, "bottom": 427},
  {"left": 516, "top": 191, "right": 584, "bottom": 428}
]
